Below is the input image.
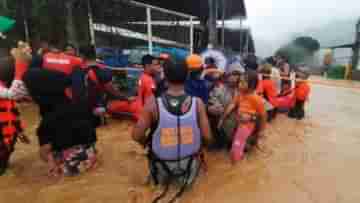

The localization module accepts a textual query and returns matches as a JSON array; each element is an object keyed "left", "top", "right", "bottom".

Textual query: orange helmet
[{"left": 186, "top": 54, "right": 203, "bottom": 70}]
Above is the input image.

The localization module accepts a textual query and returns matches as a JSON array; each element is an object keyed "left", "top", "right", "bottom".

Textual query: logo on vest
[
  {"left": 160, "top": 127, "right": 194, "bottom": 147},
  {"left": 45, "top": 58, "right": 71, "bottom": 65}
]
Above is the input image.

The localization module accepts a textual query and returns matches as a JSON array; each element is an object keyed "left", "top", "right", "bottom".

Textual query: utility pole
[
  {"left": 208, "top": 0, "right": 217, "bottom": 47},
  {"left": 65, "top": 0, "right": 77, "bottom": 47},
  {"left": 22, "top": 0, "right": 30, "bottom": 42},
  {"left": 351, "top": 18, "right": 360, "bottom": 74},
  {"left": 2, "top": 0, "right": 8, "bottom": 10},
  {"left": 87, "top": 0, "right": 96, "bottom": 46},
  {"left": 221, "top": 0, "right": 226, "bottom": 49}
]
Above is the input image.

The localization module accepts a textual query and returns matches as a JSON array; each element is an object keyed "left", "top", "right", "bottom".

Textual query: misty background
[{"left": 243, "top": 0, "right": 360, "bottom": 57}]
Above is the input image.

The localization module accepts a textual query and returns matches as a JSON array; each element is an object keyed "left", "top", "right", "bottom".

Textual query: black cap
[
  {"left": 163, "top": 60, "right": 188, "bottom": 84},
  {"left": 142, "top": 54, "right": 157, "bottom": 66}
]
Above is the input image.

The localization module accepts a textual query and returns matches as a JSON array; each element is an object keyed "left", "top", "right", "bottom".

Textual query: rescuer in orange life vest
[{"left": 0, "top": 42, "right": 31, "bottom": 175}]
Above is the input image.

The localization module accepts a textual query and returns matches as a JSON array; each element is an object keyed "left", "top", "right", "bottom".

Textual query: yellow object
[
  {"left": 323, "top": 49, "right": 333, "bottom": 66},
  {"left": 186, "top": 54, "right": 203, "bottom": 70},
  {"left": 344, "top": 64, "right": 352, "bottom": 80}
]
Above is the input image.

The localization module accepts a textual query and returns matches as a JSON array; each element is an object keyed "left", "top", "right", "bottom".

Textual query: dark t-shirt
[{"left": 37, "top": 103, "right": 96, "bottom": 152}]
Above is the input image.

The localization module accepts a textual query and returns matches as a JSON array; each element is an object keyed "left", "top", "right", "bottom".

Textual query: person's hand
[{"left": 18, "top": 133, "right": 31, "bottom": 144}]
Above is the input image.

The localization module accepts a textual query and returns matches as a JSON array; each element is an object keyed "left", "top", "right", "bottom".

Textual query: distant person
[
  {"left": 132, "top": 60, "right": 211, "bottom": 202},
  {"left": 276, "top": 55, "right": 291, "bottom": 94},
  {"left": 185, "top": 54, "right": 212, "bottom": 104},
  {"left": 259, "top": 64, "right": 279, "bottom": 122},
  {"left": 154, "top": 53, "right": 170, "bottom": 97},
  {"left": 244, "top": 53, "right": 259, "bottom": 71},
  {"left": 107, "top": 54, "right": 159, "bottom": 121},
  {"left": 288, "top": 67, "right": 311, "bottom": 120}
]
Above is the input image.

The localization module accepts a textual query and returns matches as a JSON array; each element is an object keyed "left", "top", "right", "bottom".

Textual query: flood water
[{"left": 1, "top": 78, "right": 360, "bottom": 203}]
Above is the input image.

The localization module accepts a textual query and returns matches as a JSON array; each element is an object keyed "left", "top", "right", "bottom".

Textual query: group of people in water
[{"left": 0, "top": 40, "right": 311, "bottom": 202}]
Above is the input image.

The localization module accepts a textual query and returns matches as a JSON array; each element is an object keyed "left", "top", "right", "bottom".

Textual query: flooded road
[{"left": 1, "top": 79, "right": 360, "bottom": 203}]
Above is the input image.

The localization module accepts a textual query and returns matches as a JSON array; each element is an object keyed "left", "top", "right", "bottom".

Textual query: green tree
[
  {"left": 293, "top": 36, "right": 320, "bottom": 53},
  {"left": 276, "top": 36, "right": 320, "bottom": 65}
]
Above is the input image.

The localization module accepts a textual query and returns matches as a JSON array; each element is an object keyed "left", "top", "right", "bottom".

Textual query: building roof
[{"left": 135, "top": 0, "right": 247, "bottom": 20}]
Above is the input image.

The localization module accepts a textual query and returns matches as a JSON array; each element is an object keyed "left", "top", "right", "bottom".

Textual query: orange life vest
[{"left": 0, "top": 85, "right": 23, "bottom": 146}]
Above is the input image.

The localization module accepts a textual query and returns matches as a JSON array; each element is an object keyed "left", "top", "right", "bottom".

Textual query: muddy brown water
[{"left": 1, "top": 79, "right": 360, "bottom": 203}]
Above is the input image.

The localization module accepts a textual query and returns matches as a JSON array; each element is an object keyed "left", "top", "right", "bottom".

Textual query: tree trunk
[
  {"left": 2, "top": 0, "right": 8, "bottom": 10},
  {"left": 65, "top": 0, "right": 77, "bottom": 47}
]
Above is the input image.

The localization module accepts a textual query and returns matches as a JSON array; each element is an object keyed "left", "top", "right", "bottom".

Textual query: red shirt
[
  {"left": 137, "top": 73, "right": 156, "bottom": 106},
  {"left": 234, "top": 93, "right": 266, "bottom": 117},
  {"left": 42, "top": 52, "right": 83, "bottom": 75},
  {"left": 14, "top": 60, "right": 29, "bottom": 80}
]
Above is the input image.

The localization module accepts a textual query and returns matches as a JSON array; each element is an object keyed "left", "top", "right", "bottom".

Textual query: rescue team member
[
  {"left": 0, "top": 80, "right": 30, "bottom": 175},
  {"left": 0, "top": 45, "right": 31, "bottom": 175},
  {"left": 107, "top": 55, "right": 159, "bottom": 121},
  {"left": 76, "top": 45, "right": 122, "bottom": 126},
  {"left": 23, "top": 45, "right": 120, "bottom": 177},
  {"left": 259, "top": 64, "right": 279, "bottom": 122},
  {"left": 154, "top": 53, "right": 170, "bottom": 97},
  {"left": 185, "top": 54, "right": 212, "bottom": 104},
  {"left": 218, "top": 70, "right": 267, "bottom": 161},
  {"left": 132, "top": 60, "right": 211, "bottom": 202},
  {"left": 42, "top": 43, "right": 83, "bottom": 75},
  {"left": 288, "top": 67, "right": 311, "bottom": 120}
]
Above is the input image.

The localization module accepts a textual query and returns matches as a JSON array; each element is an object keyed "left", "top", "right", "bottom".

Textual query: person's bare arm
[
  {"left": 196, "top": 98, "right": 212, "bottom": 145},
  {"left": 218, "top": 99, "right": 237, "bottom": 128},
  {"left": 132, "top": 95, "right": 157, "bottom": 146}
]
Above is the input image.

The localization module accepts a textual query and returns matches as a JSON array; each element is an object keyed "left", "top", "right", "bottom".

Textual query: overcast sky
[{"left": 244, "top": 0, "right": 360, "bottom": 56}]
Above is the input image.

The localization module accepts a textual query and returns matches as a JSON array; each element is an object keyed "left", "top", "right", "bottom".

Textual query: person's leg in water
[
  {"left": 288, "top": 100, "right": 305, "bottom": 119},
  {"left": 208, "top": 115, "right": 227, "bottom": 150},
  {"left": 266, "top": 108, "right": 278, "bottom": 122},
  {"left": 0, "top": 138, "right": 16, "bottom": 175},
  {"left": 244, "top": 119, "right": 261, "bottom": 153},
  {"left": 295, "top": 100, "right": 305, "bottom": 120},
  {"left": 0, "top": 144, "right": 10, "bottom": 175}
]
